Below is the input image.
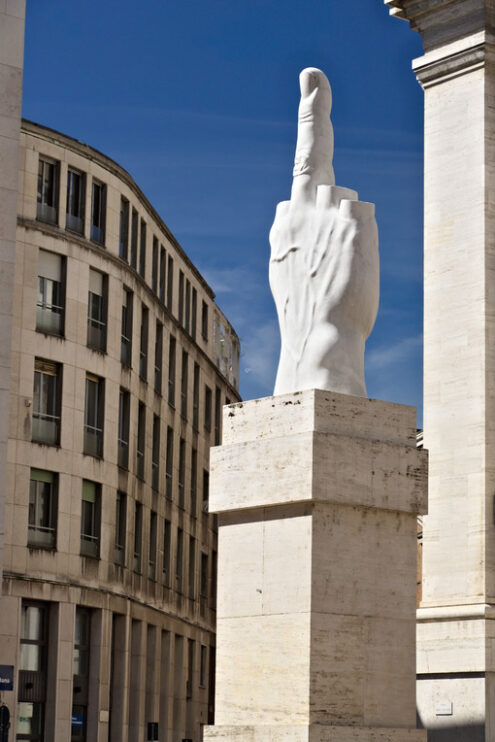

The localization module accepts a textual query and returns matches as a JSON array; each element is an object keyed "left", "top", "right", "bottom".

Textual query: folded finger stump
[{"left": 204, "top": 390, "right": 427, "bottom": 742}]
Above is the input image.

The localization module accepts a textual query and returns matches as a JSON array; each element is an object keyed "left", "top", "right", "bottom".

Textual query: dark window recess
[
  {"left": 119, "top": 197, "right": 129, "bottom": 260},
  {"left": 149, "top": 511, "right": 157, "bottom": 580},
  {"left": 80, "top": 480, "right": 101, "bottom": 558},
  {"left": 87, "top": 269, "right": 107, "bottom": 351},
  {"left": 204, "top": 385, "right": 212, "bottom": 432},
  {"left": 37, "top": 157, "right": 58, "bottom": 224},
  {"left": 180, "top": 350, "right": 188, "bottom": 419},
  {"left": 130, "top": 207, "right": 138, "bottom": 269},
  {"left": 32, "top": 358, "right": 61, "bottom": 446},
  {"left": 193, "top": 363, "right": 200, "bottom": 430},
  {"left": 163, "top": 519, "right": 171, "bottom": 586},
  {"left": 159, "top": 246, "right": 166, "bottom": 303},
  {"left": 139, "top": 219, "right": 146, "bottom": 277},
  {"left": 168, "top": 336, "right": 176, "bottom": 406},
  {"left": 167, "top": 255, "right": 174, "bottom": 310},
  {"left": 214, "top": 386, "right": 222, "bottom": 445},
  {"left": 121, "top": 289, "right": 133, "bottom": 366},
  {"left": 118, "top": 389, "right": 130, "bottom": 469},
  {"left": 201, "top": 300, "right": 208, "bottom": 340},
  {"left": 90, "top": 180, "right": 106, "bottom": 245},
  {"left": 137, "top": 402, "right": 146, "bottom": 479},
  {"left": 202, "top": 469, "right": 209, "bottom": 513},
  {"left": 133, "top": 502, "right": 142, "bottom": 573},
  {"left": 152, "top": 414, "right": 160, "bottom": 491},
  {"left": 84, "top": 374, "right": 104, "bottom": 458},
  {"left": 178, "top": 271, "right": 184, "bottom": 325},
  {"left": 178, "top": 438, "right": 186, "bottom": 509},
  {"left": 66, "top": 168, "right": 85, "bottom": 234},
  {"left": 188, "top": 537, "right": 196, "bottom": 599},
  {"left": 37, "top": 249, "right": 64, "bottom": 336},
  {"left": 154, "top": 321, "right": 163, "bottom": 394},
  {"left": 185, "top": 279, "right": 191, "bottom": 333},
  {"left": 139, "top": 303, "right": 149, "bottom": 381},
  {"left": 176, "top": 527, "right": 183, "bottom": 592},
  {"left": 28, "top": 469, "right": 57, "bottom": 549},
  {"left": 152, "top": 237, "right": 159, "bottom": 293},
  {"left": 114, "top": 491, "right": 126, "bottom": 565},
  {"left": 191, "top": 288, "right": 197, "bottom": 340},
  {"left": 190, "top": 448, "right": 198, "bottom": 517},
  {"left": 165, "top": 427, "right": 173, "bottom": 500}
]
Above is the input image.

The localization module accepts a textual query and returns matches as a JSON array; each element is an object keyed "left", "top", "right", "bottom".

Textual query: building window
[
  {"left": 28, "top": 469, "right": 57, "bottom": 549},
  {"left": 178, "top": 438, "right": 186, "bottom": 509},
  {"left": 149, "top": 510, "right": 157, "bottom": 580},
  {"left": 204, "top": 385, "right": 212, "bottom": 432},
  {"left": 152, "top": 414, "right": 160, "bottom": 491},
  {"left": 32, "top": 358, "right": 61, "bottom": 445},
  {"left": 167, "top": 255, "right": 174, "bottom": 310},
  {"left": 176, "top": 527, "right": 183, "bottom": 593},
  {"left": 181, "top": 350, "right": 188, "bottom": 419},
  {"left": 211, "top": 550, "right": 217, "bottom": 608},
  {"left": 168, "top": 335, "right": 176, "bottom": 406},
  {"left": 200, "top": 644, "right": 207, "bottom": 687},
  {"left": 215, "top": 386, "right": 222, "bottom": 445},
  {"left": 201, "top": 300, "right": 208, "bottom": 340},
  {"left": 185, "top": 279, "right": 191, "bottom": 332},
  {"left": 152, "top": 237, "right": 158, "bottom": 293},
  {"left": 119, "top": 197, "right": 129, "bottom": 260},
  {"left": 66, "top": 168, "right": 85, "bottom": 234},
  {"left": 193, "top": 363, "right": 200, "bottom": 430},
  {"left": 118, "top": 388, "right": 130, "bottom": 469},
  {"left": 159, "top": 246, "right": 166, "bottom": 303},
  {"left": 178, "top": 270, "right": 184, "bottom": 325},
  {"left": 202, "top": 469, "right": 209, "bottom": 513},
  {"left": 81, "top": 480, "right": 101, "bottom": 558},
  {"left": 188, "top": 536, "right": 196, "bottom": 599},
  {"left": 137, "top": 402, "right": 146, "bottom": 479},
  {"left": 37, "top": 156, "right": 58, "bottom": 224},
  {"left": 139, "top": 219, "right": 146, "bottom": 278},
  {"left": 17, "top": 601, "right": 48, "bottom": 742},
  {"left": 84, "top": 373, "right": 104, "bottom": 458},
  {"left": 154, "top": 321, "right": 163, "bottom": 394},
  {"left": 87, "top": 269, "right": 107, "bottom": 351},
  {"left": 90, "top": 180, "right": 106, "bottom": 244},
  {"left": 139, "top": 303, "right": 149, "bottom": 381},
  {"left": 72, "top": 607, "right": 91, "bottom": 742},
  {"left": 190, "top": 448, "right": 197, "bottom": 517},
  {"left": 121, "top": 288, "right": 133, "bottom": 366},
  {"left": 191, "top": 288, "right": 197, "bottom": 340},
  {"left": 163, "top": 519, "right": 171, "bottom": 587},
  {"left": 115, "top": 491, "right": 126, "bottom": 565},
  {"left": 134, "top": 502, "right": 142, "bottom": 573},
  {"left": 187, "top": 639, "right": 194, "bottom": 700},
  {"left": 130, "top": 207, "right": 138, "bottom": 269},
  {"left": 165, "top": 426, "right": 173, "bottom": 500},
  {"left": 200, "top": 553, "right": 208, "bottom": 598},
  {"left": 37, "top": 249, "right": 65, "bottom": 336}
]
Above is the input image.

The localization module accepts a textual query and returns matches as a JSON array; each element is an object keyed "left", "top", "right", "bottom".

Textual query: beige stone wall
[
  {"left": 0, "top": 0, "right": 25, "bottom": 584},
  {"left": 1, "top": 121, "right": 240, "bottom": 741}
]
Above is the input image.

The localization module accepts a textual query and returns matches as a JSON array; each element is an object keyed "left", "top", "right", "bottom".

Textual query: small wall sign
[
  {"left": 0, "top": 667, "right": 14, "bottom": 692},
  {"left": 435, "top": 701, "right": 453, "bottom": 716}
]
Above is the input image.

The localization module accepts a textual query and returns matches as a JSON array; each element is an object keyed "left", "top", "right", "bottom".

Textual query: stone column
[
  {"left": 385, "top": 1, "right": 495, "bottom": 738},
  {"left": 0, "top": 0, "right": 25, "bottom": 587},
  {"left": 204, "top": 390, "right": 426, "bottom": 742}
]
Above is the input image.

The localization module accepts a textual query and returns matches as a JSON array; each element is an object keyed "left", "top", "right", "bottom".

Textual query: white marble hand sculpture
[{"left": 269, "top": 68, "right": 379, "bottom": 397}]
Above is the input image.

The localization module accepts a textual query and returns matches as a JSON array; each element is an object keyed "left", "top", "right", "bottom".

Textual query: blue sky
[{"left": 23, "top": 0, "right": 424, "bottom": 419}]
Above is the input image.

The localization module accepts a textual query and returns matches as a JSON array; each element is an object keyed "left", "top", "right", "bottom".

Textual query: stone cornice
[
  {"left": 384, "top": 0, "right": 495, "bottom": 51},
  {"left": 413, "top": 36, "right": 487, "bottom": 87}
]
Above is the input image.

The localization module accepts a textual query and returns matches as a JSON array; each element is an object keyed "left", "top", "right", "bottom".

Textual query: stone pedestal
[{"left": 205, "top": 390, "right": 427, "bottom": 742}]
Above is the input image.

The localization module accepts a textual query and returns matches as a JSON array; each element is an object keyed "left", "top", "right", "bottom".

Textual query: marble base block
[{"left": 206, "top": 390, "right": 427, "bottom": 740}]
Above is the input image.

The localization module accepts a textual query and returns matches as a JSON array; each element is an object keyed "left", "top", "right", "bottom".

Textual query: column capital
[{"left": 385, "top": 0, "right": 495, "bottom": 51}]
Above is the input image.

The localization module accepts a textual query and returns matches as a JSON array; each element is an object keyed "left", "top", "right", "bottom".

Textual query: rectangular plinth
[
  {"left": 204, "top": 725, "right": 426, "bottom": 741},
  {"left": 210, "top": 391, "right": 426, "bottom": 734}
]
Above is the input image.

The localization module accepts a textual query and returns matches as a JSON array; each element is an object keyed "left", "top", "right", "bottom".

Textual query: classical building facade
[{"left": 0, "top": 119, "right": 240, "bottom": 742}]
